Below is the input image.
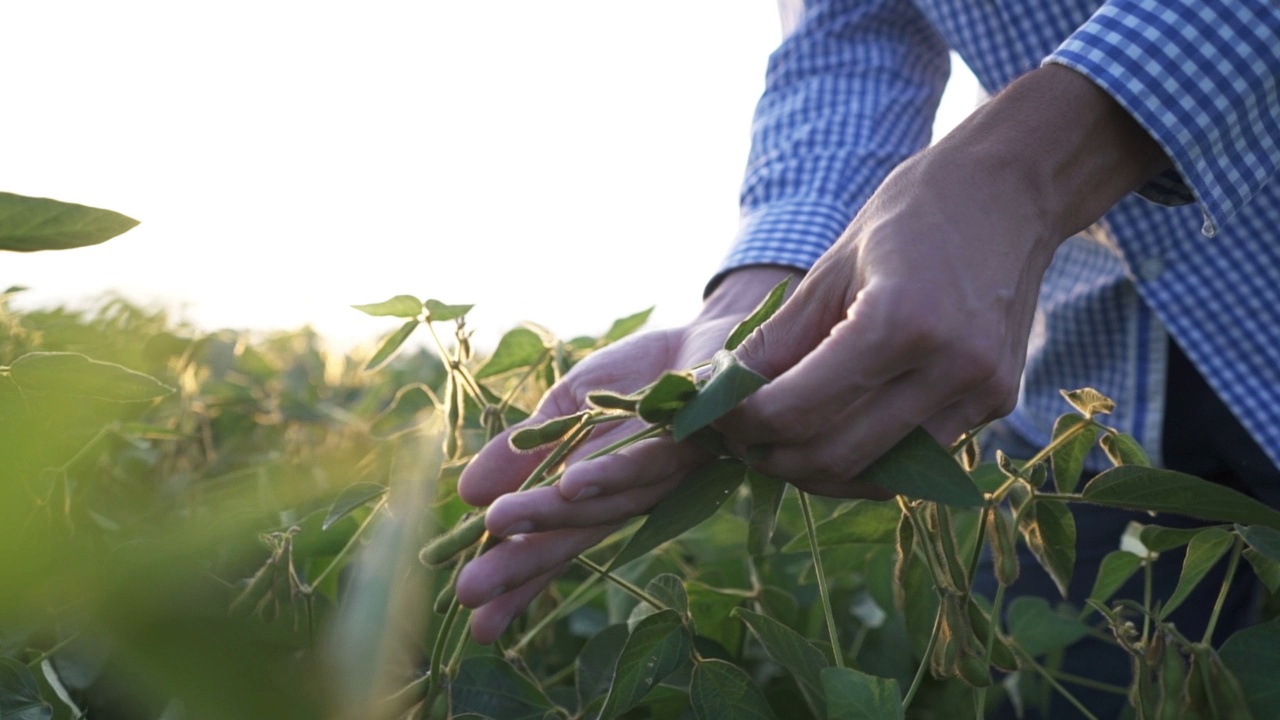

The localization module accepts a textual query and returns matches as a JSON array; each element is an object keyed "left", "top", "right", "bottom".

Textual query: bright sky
[{"left": 2, "top": 1, "right": 979, "bottom": 352}]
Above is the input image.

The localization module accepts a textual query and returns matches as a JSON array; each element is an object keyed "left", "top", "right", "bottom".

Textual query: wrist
[
  {"left": 698, "top": 266, "right": 804, "bottom": 323},
  {"left": 941, "top": 64, "right": 1170, "bottom": 243}
]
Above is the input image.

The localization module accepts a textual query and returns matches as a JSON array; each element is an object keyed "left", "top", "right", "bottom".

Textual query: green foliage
[{"left": 0, "top": 192, "right": 138, "bottom": 252}]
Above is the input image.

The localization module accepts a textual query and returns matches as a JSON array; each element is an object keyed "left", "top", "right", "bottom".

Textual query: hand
[
  {"left": 455, "top": 267, "right": 801, "bottom": 643},
  {"left": 716, "top": 65, "right": 1169, "bottom": 498}
]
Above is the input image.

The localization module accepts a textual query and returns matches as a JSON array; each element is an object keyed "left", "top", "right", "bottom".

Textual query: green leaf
[
  {"left": 363, "top": 320, "right": 417, "bottom": 372},
  {"left": 576, "top": 624, "right": 629, "bottom": 710},
  {"left": 602, "top": 307, "right": 654, "bottom": 344},
  {"left": 350, "top": 294, "right": 422, "bottom": 318},
  {"left": 0, "top": 658, "right": 53, "bottom": 720},
  {"left": 747, "top": 470, "right": 786, "bottom": 556},
  {"left": 732, "top": 607, "right": 829, "bottom": 717},
  {"left": 1244, "top": 548, "right": 1280, "bottom": 593},
  {"left": 423, "top": 299, "right": 473, "bottom": 322},
  {"left": 598, "top": 610, "right": 692, "bottom": 719},
  {"left": 636, "top": 371, "right": 699, "bottom": 425},
  {"left": 1160, "top": 527, "right": 1234, "bottom": 619},
  {"left": 1100, "top": 432, "right": 1151, "bottom": 467},
  {"left": 370, "top": 384, "right": 436, "bottom": 438},
  {"left": 672, "top": 353, "right": 767, "bottom": 441},
  {"left": 1017, "top": 499, "right": 1076, "bottom": 597},
  {"left": 609, "top": 460, "right": 746, "bottom": 570},
  {"left": 1060, "top": 387, "right": 1115, "bottom": 417},
  {"left": 1082, "top": 466, "right": 1280, "bottom": 531},
  {"left": 646, "top": 574, "right": 690, "bottom": 618},
  {"left": 323, "top": 483, "right": 386, "bottom": 531},
  {"left": 1220, "top": 617, "right": 1280, "bottom": 720},
  {"left": 820, "top": 666, "right": 903, "bottom": 720},
  {"left": 0, "top": 192, "right": 138, "bottom": 252},
  {"left": 856, "top": 428, "right": 984, "bottom": 507},
  {"left": 1088, "top": 551, "right": 1143, "bottom": 606},
  {"left": 1237, "top": 524, "right": 1280, "bottom": 564},
  {"left": 476, "top": 327, "right": 547, "bottom": 379},
  {"left": 1005, "top": 597, "right": 1089, "bottom": 657},
  {"left": 1138, "top": 524, "right": 1212, "bottom": 553},
  {"left": 690, "top": 659, "right": 779, "bottom": 720},
  {"left": 781, "top": 500, "right": 900, "bottom": 552},
  {"left": 449, "top": 655, "right": 555, "bottom": 720},
  {"left": 8, "top": 352, "right": 174, "bottom": 402},
  {"left": 724, "top": 278, "right": 792, "bottom": 351},
  {"left": 1050, "top": 413, "right": 1097, "bottom": 494}
]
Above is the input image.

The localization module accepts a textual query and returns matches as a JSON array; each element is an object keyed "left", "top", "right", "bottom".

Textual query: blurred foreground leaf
[
  {"left": 0, "top": 192, "right": 138, "bottom": 252},
  {"left": 7, "top": 351, "right": 173, "bottom": 402}
]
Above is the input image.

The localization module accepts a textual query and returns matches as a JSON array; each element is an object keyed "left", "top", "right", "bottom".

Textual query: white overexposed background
[{"left": 1, "top": 1, "right": 980, "bottom": 352}]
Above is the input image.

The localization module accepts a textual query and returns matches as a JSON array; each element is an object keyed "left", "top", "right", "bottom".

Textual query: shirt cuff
[
  {"left": 705, "top": 199, "right": 851, "bottom": 296},
  {"left": 1044, "top": 0, "right": 1280, "bottom": 237}
]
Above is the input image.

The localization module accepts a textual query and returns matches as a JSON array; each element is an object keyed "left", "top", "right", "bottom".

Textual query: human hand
[
  {"left": 455, "top": 266, "right": 801, "bottom": 643},
  {"left": 716, "top": 65, "right": 1169, "bottom": 498}
]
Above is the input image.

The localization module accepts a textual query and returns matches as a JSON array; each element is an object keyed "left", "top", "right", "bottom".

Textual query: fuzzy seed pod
[
  {"left": 987, "top": 506, "right": 1020, "bottom": 587},
  {"left": 420, "top": 513, "right": 487, "bottom": 568},
  {"left": 508, "top": 411, "right": 588, "bottom": 452}
]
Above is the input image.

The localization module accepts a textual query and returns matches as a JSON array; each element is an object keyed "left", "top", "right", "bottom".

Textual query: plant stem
[
  {"left": 573, "top": 556, "right": 665, "bottom": 611},
  {"left": 974, "top": 581, "right": 1007, "bottom": 714},
  {"left": 1202, "top": 535, "right": 1244, "bottom": 644},
  {"left": 1015, "top": 649, "right": 1100, "bottom": 720},
  {"left": 25, "top": 632, "right": 80, "bottom": 668},
  {"left": 310, "top": 495, "right": 388, "bottom": 589},
  {"left": 902, "top": 599, "right": 944, "bottom": 713},
  {"left": 424, "top": 597, "right": 460, "bottom": 714},
  {"left": 510, "top": 572, "right": 603, "bottom": 655},
  {"left": 799, "top": 491, "right": 844, "bottom": 668},
  {"left": 1142, "top": 558, "right": 1153, "bottom": 648},
  {"left": 1049, "top": 670, "right": 1130, "bottom": 696}
]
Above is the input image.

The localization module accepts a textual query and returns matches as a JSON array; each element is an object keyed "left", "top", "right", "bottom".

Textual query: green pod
[
  {"left": 956, "top": 646, "right": 992, "bottom": 688},
  {"left": 586, "top": 390, "right": 639, "bottom": 413},
  {"left": 965, "top": 597, "right": 1018, "bottom": 672},
  {"left": 894, "top": 510, "right": 915, "bottom": 596},
  {"left": 1155, "top": 634, "right": 1187, "bottom": 720},
  {"left": 929, "top": 504, "right": 969, "bottom": 593},
  {"left": 959, "top": 435, "right": 981, "bottom": 472},
  {"left": 1194, "top": 643, "right": 1252, "bottom": 719},
  {"left": 433, "top": 559, "right": 464, "bottom": 615},
  {"left": 987, "top": 507, "right": 1020, "bottom": 587},
  {"left": 508, "top": 411, "right": 588, "bottom": 452},
  {"left": 420, "top": 513, "right": 488, "bottom": 568},
  {"left": 445, "top": 376, "right": 462, "bottom": 459},
  {"left": 930, "top": 626, "right": 959, "bottom": 680}
]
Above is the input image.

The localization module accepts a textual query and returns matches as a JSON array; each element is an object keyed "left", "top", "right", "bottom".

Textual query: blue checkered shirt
[{"left": 718, "top": 0, "right": 1280, "bottom": 472}]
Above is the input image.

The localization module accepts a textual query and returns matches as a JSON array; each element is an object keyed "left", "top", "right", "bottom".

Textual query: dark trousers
[{"left": 978, "top": 341, "right": 1279, "bottom": 719}]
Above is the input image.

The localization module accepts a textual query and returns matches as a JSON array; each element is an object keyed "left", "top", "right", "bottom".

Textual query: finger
[
  {"left": 486, "top": 473, "right": 682, "bottom": 537},
  {"left": 558, "top": 435, "right": 705, "bottom": 502},
  {"left": 455, "top": 525, "right": 616, "bottom": 609},
  {"left": 468, "top": 562, "right": 570, "bottom": 645}
]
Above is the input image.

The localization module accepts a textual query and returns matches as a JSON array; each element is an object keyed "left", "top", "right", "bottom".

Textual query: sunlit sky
[{"left": 2, "top": 1, "right": 979, "bottom": 352}]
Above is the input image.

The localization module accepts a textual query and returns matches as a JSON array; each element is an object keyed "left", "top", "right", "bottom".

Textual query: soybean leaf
[
  {"left": 1082, "top": 466, "right": 1280, "bottom": 530},
  {"left": 364, "top": 320, "right": 417, "bottom": 372},
  {"left": 1088, "top": 551, "right": 1143, "bottom": 606},
  {"left": 323, "top": 483, "right": 387, "bottom": 531},
  {"left": 1018, "top": 499, "right": 1076, "bottom": 597},
  {"left": 1060, "top": 387, "right": 1115, "bottom": 417},
  {"left": 686, "top": 581, "right": 746, "bottom": 653},
  {"left": 1006, "top": 597, "right": 1089, "bottom": 657},
  {"left": 820, "top": 666, "right": 903, "bottom": 720},
  {"left": 636, "top": 371, "right": 698, "bottom": 425},
  {"left": 1237, "top": 524, "right": 1280, "bottom": 564},
  {"left": 732, "top": 608, "right": 829, "bottom": 717},
  {"left": 1160, "top": 527, "right": 1234, "bottom": 619},
  {"left": 1138, "top": 524, "right": 1213, "bottom": 553},
  {"left": 0, "top": 658, "right": 53, "bottom": 720},
  {"left": 856, "top": 428, "right": 984, "bottom": 507},
  {"left": 476, "top": 327, "right": 546, "bottom": 379},
  {"left": 780, "top": 500, "right": 900, "bottom": 552},
  {"left": 351, "top": 295, "right": 422, "bottom": 318},
  {"left": 747, "top": 470, "right": 786, "bottom": 556},
  {"left": 576, "top": 624, "right": 629, "bottom": 710},
  {"left": 598, "top": 610, "right": 692, "bottom": 719},
  {"left": 449, "top": 655, "right": 555, "bottom": 720},
  {"left": 1100, "top": 432, "right": 1151, "bottom": 467},
  {"left": 1220, "top": 617, "right": 1280, "bottom": 720},
  {"left": 0, "top": 192, "right": 138, "bottom": 252},
  {"left": 646, "top": 574, "right": 689, "bottom": 619},
  {"left": 672, "top": 353, "right": 766, "bottom": 441},
  {"left": 8, "top": 352, "right": 174, "bottom": 402},
  {"left": 609, "top": 460, "right": 746, "bottom": 570},
  {"left": 724, "top": 277, "right": 791, "bottom": 351},
  {"left": 1243, "top": 548, "right": 1280, "bottom": 593},
  {"left": 370, "top": 384, "right": 436, "bottom": 438},
  {"left": 602, "top": 307, "right": 654, "bottom": 344},
  {"left": 422, "top": 299, "right": 473, "bottom": 322},
  {"left": 1050, "top": 413, "right": 1097, "bottom": 494},
  {"left": 690, "top": 659, "right": 778, "bottom": 720}
]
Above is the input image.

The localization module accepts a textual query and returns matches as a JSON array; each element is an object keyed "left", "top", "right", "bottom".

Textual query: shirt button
[{"left": 1136, "top": 256, "right": 1165, "bottom": 282}]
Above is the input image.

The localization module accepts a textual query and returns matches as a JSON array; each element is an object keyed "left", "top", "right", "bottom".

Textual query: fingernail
[
  {"left": 498, "top": 520, "right": 533, "bottom": 537},
  {"left": 571, "top": 486, "right": 600, "bottom": 502}
]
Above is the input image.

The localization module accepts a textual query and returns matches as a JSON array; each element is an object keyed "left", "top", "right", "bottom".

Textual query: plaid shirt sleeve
[
  {"left": 710, "top": 0, "right": 950, "bottom": 291},
  {"left": 1045, "top": 0, "right": 1280, "bottom": 237}
]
